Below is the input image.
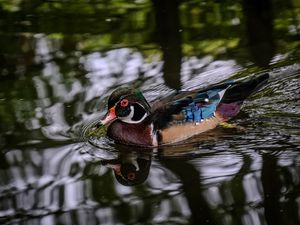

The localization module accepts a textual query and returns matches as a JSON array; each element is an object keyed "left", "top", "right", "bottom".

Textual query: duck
[
  {"left": 100, "top": 73, "right": 269, "bottom": 146},
  {"left": 102, "top": 151, "right": 151, "bottom": 186}
]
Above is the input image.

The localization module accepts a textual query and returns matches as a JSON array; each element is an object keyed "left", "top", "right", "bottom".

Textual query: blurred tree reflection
[
  {"left": 261, "top": 152, "right": 300, "bottom": 225},
  {"left": 153, "top": 0, "right": 182, "bottom": 90},
  {"left": 161, "top": 158, "right": 214, "bottom": 225},
  {"left": 261, "top": 153, "right": 283, "bottom": 225},
  {"left": 242, "top": 0, "right": 275, "bottom": 67}
]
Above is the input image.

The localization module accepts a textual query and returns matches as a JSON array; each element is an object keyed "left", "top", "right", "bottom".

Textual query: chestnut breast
[{"left": 107, "top": 121, "right": 154, "bottom": 146}]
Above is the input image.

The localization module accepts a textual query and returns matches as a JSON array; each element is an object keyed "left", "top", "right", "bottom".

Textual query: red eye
[
  {"left": 120, "top": 99, "right": 129, "bottom": 107},
  {"left": 127, "top": 172, "right": 136, "bottom": 181}
]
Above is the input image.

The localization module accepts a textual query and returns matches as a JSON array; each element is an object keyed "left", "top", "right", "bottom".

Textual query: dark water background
[{"left": 0, "top": 0, "right": 300, "bottom": 224}]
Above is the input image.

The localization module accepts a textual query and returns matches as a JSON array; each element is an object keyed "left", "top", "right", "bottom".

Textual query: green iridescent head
[{"left": 101, "top": 87, "right": 151, "bottom": 125}]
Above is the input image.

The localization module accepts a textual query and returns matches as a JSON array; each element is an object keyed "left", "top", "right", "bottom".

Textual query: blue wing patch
[{"left": 183, "top": 88, "right": 226, "bottom": 123}]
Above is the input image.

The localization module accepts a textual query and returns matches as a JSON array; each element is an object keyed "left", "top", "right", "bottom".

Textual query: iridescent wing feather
[{"left": 151, "top": 82, "right": 233, "bottom": 130}]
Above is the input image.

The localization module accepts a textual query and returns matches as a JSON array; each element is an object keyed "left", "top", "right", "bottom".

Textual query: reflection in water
[
  {"left": 153, "top": 0, "right": 182, "bottom": 90},
  {"left": 160, "top": 158, "right": 214, "bottom": 225},
  {"left": 101, "top": 148, "right": 152, "bottom": 186},
  {"left": 0, "top": 70, "right": 300, "bottom": 224},
  {"left": 243, "top": 0, "right": 275, "bottom": 67},
  {"left": 0, "top": 0, "right": 300, "bottom": 224},
  {"left": 1, "top": 140, "right": 299, "bottom": 224},
  {"left": 262, "top": 153, "right": 283, "bottom": 225}
]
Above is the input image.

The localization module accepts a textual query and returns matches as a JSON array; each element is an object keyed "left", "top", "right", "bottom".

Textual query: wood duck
[
  {"left": 102, "top": 152, "right": 151, "bottom": 186},
  {"left": 100, "top": 73, "right": 269, "bottom": 146}
]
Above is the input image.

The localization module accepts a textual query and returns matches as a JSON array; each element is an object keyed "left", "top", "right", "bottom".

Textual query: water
[{"left": 0, "top": 0, "right": 300, "bottom": 225}]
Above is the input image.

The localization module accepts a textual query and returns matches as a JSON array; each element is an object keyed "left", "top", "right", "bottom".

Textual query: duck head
[
  {"left": 101, "top": 87, "right": 151, "bottom": 125},
  {"left": 102, "top": 151, "right": 152, "bottom": 186},
  {"left": 100, "top": 87, "right": 156, "bottom": 146}
]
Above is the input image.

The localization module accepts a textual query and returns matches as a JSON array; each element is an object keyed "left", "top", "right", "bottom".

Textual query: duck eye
[
  {"left": 127, "top": 172, "right": 136, "bottom": 181},
  {"left": 120, "top": 99, "right": 129, "bottom": 107}
]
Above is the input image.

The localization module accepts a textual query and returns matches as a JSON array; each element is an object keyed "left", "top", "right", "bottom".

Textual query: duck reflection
[
  {"left": 102, "top": 147, "right": 152, "bottom": 186},
  {"left": 103, "top": 144, "right": 214, "bottom": 224}
]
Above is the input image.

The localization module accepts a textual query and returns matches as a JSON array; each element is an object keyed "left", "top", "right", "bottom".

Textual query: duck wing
[
  {"left": 151, "top": 73, "right": 269, "bottom": 130},
  {"left": 151, "top": 84, "right": 231, "bottom": 130}
]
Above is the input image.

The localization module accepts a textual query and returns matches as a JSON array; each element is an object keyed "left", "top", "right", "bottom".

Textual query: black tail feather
[{"left": 221, "top": 73, "right": 269, "bottom": 103}]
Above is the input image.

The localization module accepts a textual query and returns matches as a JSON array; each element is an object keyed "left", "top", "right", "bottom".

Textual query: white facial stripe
[
  {"left": 123, "top": 155, "right": 140, "bottom": 171},
  {"left": 218, "top": 85, "right": 231, "bottom": 99},
  {"left": 119, "top": 105, "right": 148, "bottom": 124},
  {"left": 151, "top": 123, "right": 158, "bottom": 146},
  {"left": 118, "top": 106, "right": 134, "bottom": 123}
]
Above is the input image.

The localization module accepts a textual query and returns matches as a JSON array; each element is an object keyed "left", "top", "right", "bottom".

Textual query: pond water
[{"left": 0, "top": 0, "right": 300, "bottom": 225}]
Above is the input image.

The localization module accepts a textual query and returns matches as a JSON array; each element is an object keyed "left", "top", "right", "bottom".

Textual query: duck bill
[{"left": 101, "top": 106, "right": 117, "bottom": 125}]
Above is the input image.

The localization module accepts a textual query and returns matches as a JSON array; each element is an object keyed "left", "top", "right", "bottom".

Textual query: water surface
[{"left": 0, "top": 0, "right": 300, "bottom": 224}]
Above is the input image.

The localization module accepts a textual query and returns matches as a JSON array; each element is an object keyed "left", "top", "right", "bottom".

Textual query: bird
[
  {"left": 100, "top": 73, "right": 269, "bottom": 147},
  {"left": 102, "top": 151, "right": 151, "bottom": 186}
]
